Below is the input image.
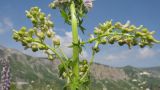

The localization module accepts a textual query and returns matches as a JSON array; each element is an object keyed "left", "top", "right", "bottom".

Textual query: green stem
[
  {"left": 82, "top": 33, "right": 135, "bottom": 45},
  {"left": 59, "top": 48, "right": 68, "bottom": 61},
  {"left": 80, "top": 51, "right": 95, "bottom": 81},
  {"left": 33, "top": 39, "right": 71, "bottom": 80},
  {"left": 70, "top": 1, "right": 79, "bottom": 89}
]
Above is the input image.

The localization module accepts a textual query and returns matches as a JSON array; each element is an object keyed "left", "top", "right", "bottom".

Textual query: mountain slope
[{"left": 0, "top": 46, "right": 160, "bottom": 90}]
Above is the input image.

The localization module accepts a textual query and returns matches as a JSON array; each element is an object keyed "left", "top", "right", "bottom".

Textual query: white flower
[{"left": 84, "top": 0, "right": 93, "bottom": 10}]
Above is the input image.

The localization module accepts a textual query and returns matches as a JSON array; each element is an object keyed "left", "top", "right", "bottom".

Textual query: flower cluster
[
  {"left": 88, "top": 20, "right": 159, "bottom": 52},
  {"left": 0, "top": 57, "right": 10, "bottom": 90},
  {"left": 49, "top": 0, "right": 93, "bottom": 32},
  {"left": 12, "top": 7, "right": 60, "bottom": 60},
  {"left": 83, "top": 0, "right": 93, "bottom": 11},
  {"left": 49, "top": 0, "right": 93, "bottom": 11}
]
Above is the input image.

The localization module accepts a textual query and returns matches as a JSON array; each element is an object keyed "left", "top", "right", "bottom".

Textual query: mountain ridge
[{"left": 0, "top": 45, "right": 160, "bottom": 90}]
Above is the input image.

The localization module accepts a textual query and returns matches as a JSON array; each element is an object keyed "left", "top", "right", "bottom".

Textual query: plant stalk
[{"left": 70, "top": 1, "right": 80, "bottom": 90}]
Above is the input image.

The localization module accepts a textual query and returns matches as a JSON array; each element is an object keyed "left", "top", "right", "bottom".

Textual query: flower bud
[
  {"left": 136, "top": 32, "right": 144, "bottom": 36},
  {"left": 84, "top": 0, "right": 93, "bottom": 11},
  {"left": 80, "top": 67, "right": 86, "bottom": 72},
  {"left": 47, "top": 30, "right": 53, "bottom": 38},
  {"left": 22, "top": 40, "right": 28, "bottom": 46},
  {"left": 48, "top": 21, "right": 54, "bottom": 27},
  {"left": 94, "top": 28, "right": 103, "bottom": 35},
  {"left": 53, "top": 37, "right": 60, "bottom": 46},
  {"left": 129, "top": 25, "right": 136, "bottom": 30},
  {"left": 31, "top": 44, "right": 38, "bottom": 52},
  {"left": 18, "top": 27, "right": 27, "bottom": 35},
  {"left": 13, "top": 33, "right": 19, "bottom": 41},
  {"left": 118, "top": 40, "right": 125, "bottom": 46},
  {"left": 39, "top": 14, "right": 45, "bottom": 21},
  {"left": 147, "top": 35, "right": 155, "bottom": 42},
  {"left": 62, "top": 72, "right": 67, "bottom": 78},
  {"left": 142, "top": 28, "right": 148, "bottom": 33},
  {"left": 48, "top": 54, "right": 54, "bottom": 60},
  {"left": 38, "top": 44, "right": 46, "bottom": 50},
  {"left": 79, "top": 72, "right": 84, "bottom": 76},
  {"left": 25, "top": 37, "right": 32, "bottom": 43},
  {"left": 108, "top": 37, "right": 115, "bottom": 44},
  {"left": 100, "top": 38, "right": 107, "bottom": 44},
  {"left": 37, "top": 31, "right": 45, "bottom": 39},
  {"left": 26, "top": 11, "right": 32, "bottom": 18},
  {"left": 139, "top": 43, "right": 145, "bottom": 48},
  {"left": 132, "top": 39, "right": 138, "bottom": 46},
  {"left": 115, "top": 22, "right": 122, "bottom": 29},
  {"left": 82, "top": 59, "right": 88, "bottom": 65},
  {"left": 49, "top": 3, "right": 56, "bottom": 9},
  {"left": 92, "top": 46, "right": 100, "bottom": 53},
  {"left": 31, "top": 18, "right": 37, "bottom": 24}
]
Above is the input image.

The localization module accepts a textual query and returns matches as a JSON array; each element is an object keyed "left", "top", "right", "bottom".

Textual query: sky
[{"left": 0, "top": 0, "right": 160, "bottom": 67}]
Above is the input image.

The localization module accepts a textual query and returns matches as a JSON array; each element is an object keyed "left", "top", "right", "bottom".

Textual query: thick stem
[{"left": 70, "top": 1, "right": 79, "bottom": 90}]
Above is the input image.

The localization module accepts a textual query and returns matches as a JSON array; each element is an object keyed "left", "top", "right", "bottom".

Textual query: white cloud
[
  {"left": 56, "top": 31, "right": 88, "bottom": 58},
  {"left": 3, "top": 18, "right": 13, "bottom": 28},
  {"left": 104, "top": 47, "right": 158, "bottom": 61},
  {"left": 138, "top": 48, "right": 157, "bottom": 59},
  {"left": 105, "top": 50, "right": 132, "bottom": 61},
  {"left": 0, "top": 17, "right": 13, "bottom": 34}
]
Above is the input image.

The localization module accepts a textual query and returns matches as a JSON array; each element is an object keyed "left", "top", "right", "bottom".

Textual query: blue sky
[{"left": 0, "top": 0, "right": 160, "bottom": 67}]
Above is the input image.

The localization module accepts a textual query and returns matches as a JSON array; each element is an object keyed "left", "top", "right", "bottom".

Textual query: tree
[{"left": 12, "top": 0, "right": 160, "bottom": 90}]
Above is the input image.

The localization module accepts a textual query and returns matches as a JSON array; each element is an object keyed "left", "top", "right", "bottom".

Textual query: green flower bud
[
  {"left": 38, "top": 44, "right": 46, "bottom": 50},
  {"left": 80, "top": 67, "right": 86, "bottom": 72},
  {"left": 18, "top": 27, "right": 27, "bottom": 36},
  {"left": 47, "top": 30, "right": 53, "bottom": 38},
  {"left": 82, "top": 59, "right": 88, "bottom": 65},
  {"left": 129, "top": 25, "right": 136, "bottom": 30},
  {"left": 62, "top": 72, "right": 67, "bottom": 78},
  {"left": 142, "top": 28, "right": 148, "bottom": 33},
  {"left": 39, "top": 14, "right": 45, "bottom": 21},
  {"left": 48, "top": 54, "right": 54, "bottom": 60},
  {"left": 21, "top": 40, "right": 28, "bottom": 46},
  {"left": 13, "top": 33, "right": 19, "bottom": 41},
  {"left": 136, "top": 32, "right": 144, "bottom": 36},
  {"left": 84, "top": 64, "right": 88, "bottom": 68},
  {"left": 100, "top": 38, "right": 107, "bottom": 44},
  {"left": 115, "top": 22, "right": 122, "bottom": 29},
  {"left": 25, "top": 37, "right": 32, "bottom": 43},
  {"left": 79, "top": 72, "right": 84, "bottom": 76},
  {"left": 26, "top": 11, "right": 32, "bottom": 18},
  {"left": 48, "top": 21, "right": 54, "bottom": 27},
  {"left": 28, "top": 29, "right": 35, "bottom": 37},
  {"left": 94, "top": 28, "right": 103, "bottom": 35},
  {"left": 132, "top": 40, "right": 138, "bottom": 46},
  {"left": 49, "top": 3, "right": 56, "bottom": 9},
  {"left": 108, "top": 37, "right": 115, "bottom": 44},
  {"left": 37, "top": 31, "right": 45, "bottom": 39},
  {"left": 32, "top": 7, "right": 39, "bottom": 12},
  {"left": 147, "top": 35, "right": 155, "bottom": 42},
  {"left": 53, "top": 37, "right": 60, "bottom": 46},
  {"left": 31, "top": 44, "right": 38, "bottom": 52},
  {"left": 31, "top": 18, "right": 37, "bottom": 24},
  {"left": 118, "top": 40, "right": 125, "bottom": 46},
  {"left": 139, "top": 43, "right": 145, "bottom": 48},
  {"left": 92, "top": 46, "right": 100, "bottom": 53}
]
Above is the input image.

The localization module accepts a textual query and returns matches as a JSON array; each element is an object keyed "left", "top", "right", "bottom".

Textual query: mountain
[{"left": 0, "top": 45, "right": 160, "bottom": 90}]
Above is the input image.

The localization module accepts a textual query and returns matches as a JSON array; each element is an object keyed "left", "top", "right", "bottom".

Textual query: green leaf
[{"left": 60, "top": 9, "right": 70, "bottom": 24}]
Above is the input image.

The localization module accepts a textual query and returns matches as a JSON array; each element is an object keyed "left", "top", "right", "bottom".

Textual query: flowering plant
[{"left": 12, "top": 0, "right": 160, "bottom": 90}]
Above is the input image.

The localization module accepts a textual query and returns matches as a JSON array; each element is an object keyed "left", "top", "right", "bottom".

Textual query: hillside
[{"left": 0, "top": 46, "right": 160, "bottom": 90}]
